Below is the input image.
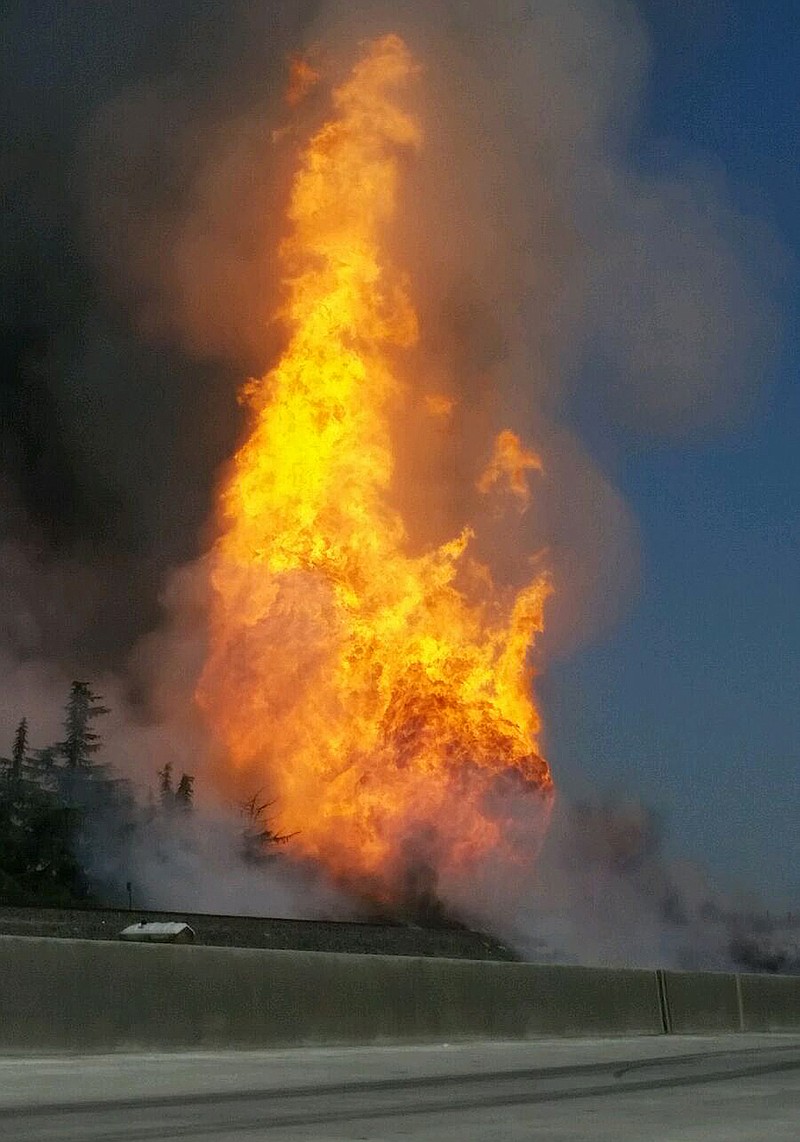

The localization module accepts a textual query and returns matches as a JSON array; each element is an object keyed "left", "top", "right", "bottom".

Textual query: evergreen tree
[
  {"left": 11, "top": 718, "right": 27, "bottom": 783},
  {"left": 175, "top": 773, "right": 194, "bottom": 811},
  {"left": 0, "top": 687, "right": 133, "bottom": 907},
  {"left": 0, "top": 716, "right": 83, "bottom": 905},
  {"left": 156, "top": 765, "right": 195, "bottom": 814},
  {"left": 158, "top": 762, "right": 174, "bottom": 809},
  {"left": 61, "top": 682, "right": 109, "bottom": 770},
  {"left": 54, "top": 682, "right": 130, "bottom": 900}
]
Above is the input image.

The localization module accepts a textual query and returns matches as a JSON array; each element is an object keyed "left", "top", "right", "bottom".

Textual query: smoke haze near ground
[{"left": 0, "top": 2, "right": 789, "bottom": 958}]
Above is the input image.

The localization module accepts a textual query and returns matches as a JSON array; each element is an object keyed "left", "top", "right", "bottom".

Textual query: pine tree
[
  {"left": 0, "top": 716, "right": 83, "bottom": 906},
  {"left": 61, "top": 682, "right": 109, "bottom": 770},
  {"left": 174, "top": 773, "right": 194, "bottom": 811},
  {"left": 11, "top": 718, "right": 27, "bottom": 783},
  {"left": 157, "top": 762, "right": 174, "bottom": 809},
  {"left": 1, "top": 688, "right": 134, "bottom": 907}
]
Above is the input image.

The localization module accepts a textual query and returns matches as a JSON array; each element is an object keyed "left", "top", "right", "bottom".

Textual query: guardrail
[{"left": 0, "top": 935, "right": 797, "bottom": 1052}]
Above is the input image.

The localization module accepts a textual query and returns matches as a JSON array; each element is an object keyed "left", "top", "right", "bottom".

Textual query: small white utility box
[{"left": 119, "top": 921, "right": 195, "bottom": 944}]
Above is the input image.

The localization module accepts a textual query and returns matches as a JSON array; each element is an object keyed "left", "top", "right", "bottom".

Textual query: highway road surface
[{"left": 2, "top": 1034, "right": 799, "bottom": 1140}]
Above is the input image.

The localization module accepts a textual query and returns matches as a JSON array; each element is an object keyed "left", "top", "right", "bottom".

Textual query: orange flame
[
  {"left": 197, "top": 35, "right": 554, "bottom": 906},
  {"left": 478, "top": 429, "right": 543, "bottom": 509}
]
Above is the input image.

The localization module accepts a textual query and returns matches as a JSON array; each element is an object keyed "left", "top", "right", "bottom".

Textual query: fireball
[{"left": 196, "top": 35, "right": 553, "bottom": 908}]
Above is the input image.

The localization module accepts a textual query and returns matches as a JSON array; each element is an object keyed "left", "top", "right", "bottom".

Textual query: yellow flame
[{"left": 197, "top": 35, "right": 553, "bottom": 901}]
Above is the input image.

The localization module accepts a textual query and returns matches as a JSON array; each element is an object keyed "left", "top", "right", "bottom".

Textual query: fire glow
[{"left": 196, "top": 35, "right": 554, "bottom": 905}]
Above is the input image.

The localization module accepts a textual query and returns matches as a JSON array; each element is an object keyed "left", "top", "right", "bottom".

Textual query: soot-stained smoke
[{"left": 1, "top": 1, "right": 319, "bottom": 665}]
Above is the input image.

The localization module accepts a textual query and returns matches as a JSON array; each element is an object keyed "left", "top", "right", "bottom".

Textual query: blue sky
[{"left": 541, "top": 2, "right": 800, "bottom": 903}]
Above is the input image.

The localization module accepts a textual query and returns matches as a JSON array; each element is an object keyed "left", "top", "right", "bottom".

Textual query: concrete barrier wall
[
  {"left": 2, "top": 936, "right": 798, "bottom": 1052},
  {"left": 739, "top": 973, "right": 800, "bottom": 1032},
  {"left": 661, "top": 971, "right": 742, "bottom": 1034},
  {"left": 0, "top": 936, "right": 663, "bottom": 1052}
]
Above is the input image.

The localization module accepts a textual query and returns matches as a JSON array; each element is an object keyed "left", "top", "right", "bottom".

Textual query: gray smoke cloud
[
  {"left": 458, "top": 797, "right": 800, "bottom": 972},
  {"left": 87, "top": 803, "right": 356, "bottom": 920},
  {"left": 0, "top": 2, "right": 788, "bottom": 944}
]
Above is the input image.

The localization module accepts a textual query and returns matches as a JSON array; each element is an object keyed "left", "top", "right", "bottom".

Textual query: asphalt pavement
[{"left": 2, "top": 1034, "right": 799, "bottom": 1140}]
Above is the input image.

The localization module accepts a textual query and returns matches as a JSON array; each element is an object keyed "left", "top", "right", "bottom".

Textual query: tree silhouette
[
  {"left": 240, "top": 793, "right": 294, "bottom": 864},
  {"left": 157, "top": 762, "right": 174, "bottom": 808},
  {"left": 156, "top": 764, "right": 195, "bottom": 814},
  {"left": 0, "top": 714, "right": 82, "bottom": 905},
  {"left": 11, "top": 718, "right": 27, "bottom": 783},
  {"left": 175, "top": 773, "right": 194, "bottom": 811},
  {"left": 61, "top": 682, "right": 109, "bottom": 770}
]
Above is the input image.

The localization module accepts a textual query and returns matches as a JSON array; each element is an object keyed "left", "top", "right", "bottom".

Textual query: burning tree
[{"left": 239, "top": 793, "right": 294, "bottom": 865}]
